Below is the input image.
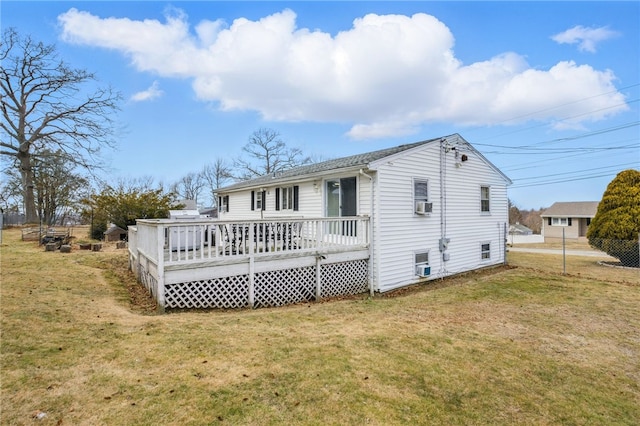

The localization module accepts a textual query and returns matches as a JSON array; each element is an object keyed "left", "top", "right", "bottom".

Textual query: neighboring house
[
  {"left": 128, "top": 133, "right": 511, "bottom": 310},
  {"left": 509, "top": 223, "right": 533, "bottom": 236},
  {"left": 541, "top": 201, "right": 599, "bottom": 241}
]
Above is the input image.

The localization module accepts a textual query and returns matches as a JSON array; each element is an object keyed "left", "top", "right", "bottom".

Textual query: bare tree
[
  {"left": 521, "top": 208, "right": 544, "bottom": 234},
  {"left": 171, "top": 172, "right": 205, "bottom": 205},
  {"left": 112, "top": 176, "right": 163, "bottom": 193},
  {"left": 34, "top": 152, "right": 90, "bottom": 226},
  {"left": 234, "top": 128, "right": 311, "bottom": 180},
  {"left": 3, "top": 151, "right": 90, "bottom": 225},
  {"left": 508, "top": 199, "right": 524, "bottom": 224},
  {"left": 201, "top": 158, "right": 234, "bottom": 207},
  {"left": 0, "top": 28, "right": 121, "bottom": 223},
  {"left": 0, "top": 168, "right": 22, "bottom": 215}
]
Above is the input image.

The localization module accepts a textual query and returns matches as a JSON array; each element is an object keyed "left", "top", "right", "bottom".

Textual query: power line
[
  {"left": 510, "top": 171, "right": 631, "bottom": 188},
  {"left": 468, "top": 85, "right": 640, "bottom": 143},
  {"left": 500, "top": 137, "right": 639, "bottom": 171},
  {"left": 477, "top": 83, "right": 640, "bottom": 130},
  {"left": 473, "top": 120, "right": 639, "bottom": 151},
  {"left": 514, "top": 162, "right": 638, "bottom": 182},
  {"left": 482, "top": 142, "right": 639, "bottom": 155}
]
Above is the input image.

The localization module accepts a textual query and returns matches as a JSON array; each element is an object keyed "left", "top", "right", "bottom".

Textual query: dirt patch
[{"left": 97, "top": 253, "right": 158, "bottom": 315}]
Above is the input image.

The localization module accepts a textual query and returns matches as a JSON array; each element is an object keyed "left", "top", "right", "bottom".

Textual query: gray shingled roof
[
  {"left": 219, "top": 136, "right": 442, "bottom": 192},
  {"left": 509, "top": 223, "right": 533, "bottom": 234},
  {"left": 541, "top": 201, "right": 599, "bottom": 218}
]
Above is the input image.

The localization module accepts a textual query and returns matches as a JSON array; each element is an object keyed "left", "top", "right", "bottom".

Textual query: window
[
  {"left": 480, "top": 186, "right": 490, "bottom": 212},
  {"left": 413, "top": 179, "right": 429, "bottom": 213},
  {"left": 481, "top": 243, "right": 491, "bottom": 260},
  {"left": 280, "top": 187, "right": 293, "bottom": 210},
  {"left": 218, "top": 195, "right": 229, "bottom": 213},
  {"left": 275, "top": 186, "right": 299, "bottom": 211},
  {"left": 414, "top": 251, "right": 430, "bottom": 276},
  {"left": 415, "top": 251, "right": 429, "bottom": 266},
  {"left": 283, "top": 187, "right": 293, "bottom": 210},
  {"left": 251, "top": 190, "right": 266, "bottom": 211},
  {"left": 552, "top": 217, "right": 569, "bottom": 226}
]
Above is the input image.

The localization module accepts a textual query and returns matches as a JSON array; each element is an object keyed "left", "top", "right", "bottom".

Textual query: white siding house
[
  {"left": 128, "top": 133, "right": 511, "bottom": 310},
  {"left": 216, "top": 133, "right": 511, "bottom": 293}
]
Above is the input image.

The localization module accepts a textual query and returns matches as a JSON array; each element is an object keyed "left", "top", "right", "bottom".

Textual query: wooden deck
[{"left": 128, "top": 217, "right": 371, "bottom": 310}]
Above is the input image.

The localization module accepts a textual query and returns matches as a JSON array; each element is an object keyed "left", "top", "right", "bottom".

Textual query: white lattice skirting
[{"left": 163, "top": 259, "right": 369, "bottom": 309}]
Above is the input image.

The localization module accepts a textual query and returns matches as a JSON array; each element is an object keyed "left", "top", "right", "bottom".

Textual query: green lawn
[{"left": 1, "top": 228, "right": 639, "bottom": 425}]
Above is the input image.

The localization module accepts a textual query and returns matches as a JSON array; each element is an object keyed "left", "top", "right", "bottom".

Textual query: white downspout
[{"left": 359, "top": 169, "right": 375, "bottom": 296}]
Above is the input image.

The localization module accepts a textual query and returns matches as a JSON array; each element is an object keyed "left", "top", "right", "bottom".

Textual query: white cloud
[
  {"left": 551, "top": 25, "right": 620, "bottom": 53},
  {"left": 130, "top": 81, "right": 163, "bottom": 102},
  {"left": 58, "top": 8, "right": 629, "bottom": 139}
]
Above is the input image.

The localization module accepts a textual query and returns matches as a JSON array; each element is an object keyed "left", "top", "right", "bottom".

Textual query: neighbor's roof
[
  {"left": 541, "top": 201, "right": 599, "bottom": 218},
  {"left": 218, "top": 133, "right": 510, "bottom": 192},
  {"left": 509, "top": 223, "right": 533, "bottom": 234}
]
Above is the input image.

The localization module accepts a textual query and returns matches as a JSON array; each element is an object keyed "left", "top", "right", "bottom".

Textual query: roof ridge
[{"left": 220, "top": 137, "right": 440, "bottom": 191}]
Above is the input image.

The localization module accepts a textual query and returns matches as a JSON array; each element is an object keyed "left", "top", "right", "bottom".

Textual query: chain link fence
[
  {"left": 507, "top": 233, "right": 639, "bottom": 284},
  {"left": 589, "top": 236, "right": 640, "bottom": 268}
]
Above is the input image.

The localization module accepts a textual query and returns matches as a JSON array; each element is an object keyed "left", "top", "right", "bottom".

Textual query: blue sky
[{"left": 3, "top": 1, "right": 639, "bottom": 209}]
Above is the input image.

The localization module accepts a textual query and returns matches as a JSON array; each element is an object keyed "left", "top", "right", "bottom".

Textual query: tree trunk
[{"left": 18, "top": 151, "right": 38, "bottom": 223}]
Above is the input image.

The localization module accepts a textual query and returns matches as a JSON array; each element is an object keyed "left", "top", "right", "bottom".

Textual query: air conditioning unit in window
[
  {"left": 416, "top": 265, "right": 431, "bottom": 277},
  {"left": 415, "top": 201, "right": 433, "bottom": 214}
]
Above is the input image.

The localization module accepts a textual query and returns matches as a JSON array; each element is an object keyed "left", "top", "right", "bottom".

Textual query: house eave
[
  {"left": 217, "top": 165, "right": 372, "bottom": 194},
  {"left": 541, "top": 214, "right": 595, "bottom": 218}
]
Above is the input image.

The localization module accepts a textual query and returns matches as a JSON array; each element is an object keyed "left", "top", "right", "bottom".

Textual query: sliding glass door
[{"left": 325, "top": 177, "right": 357, "bottom": 236}]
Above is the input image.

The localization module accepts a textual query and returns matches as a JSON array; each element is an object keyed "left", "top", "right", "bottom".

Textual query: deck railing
[{"left": 131, "top": 217, "right": 370, "bottom": 265}]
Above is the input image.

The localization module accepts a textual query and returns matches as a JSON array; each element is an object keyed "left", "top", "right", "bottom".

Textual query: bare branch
[
  {"left": 0, "top": 28, "right": 122, "bottom": 222},
  {"left": 233, "top": 128, "right": 311, "bottom": 180}
]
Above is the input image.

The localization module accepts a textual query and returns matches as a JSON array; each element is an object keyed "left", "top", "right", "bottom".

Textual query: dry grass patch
[
  {"left": 508, "top": 250, "right": 639, "bottom": 284},
  {"left": 1, "top": 228, "right": 639, "bottom": 425}
]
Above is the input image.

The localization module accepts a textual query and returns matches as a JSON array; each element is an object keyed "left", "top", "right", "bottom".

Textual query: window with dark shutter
[
  {"left": 277, "top": 186, "right": 297, "bottom": 210},
  {"left": 251, "top": 191, "right": 255, "bottom": 211},
  {"left": 293, "top": 185, "right": 299, "bottom": 211}
]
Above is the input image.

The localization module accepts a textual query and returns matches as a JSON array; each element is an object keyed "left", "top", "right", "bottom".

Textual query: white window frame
[
  {"left": 552, "top": 217, "right": 568, "bottom": 226},
  {"left": 414, "top": 250, "right": 430, "bottom": 275},
  {"left": 218, "top": 195, "right": 228, "bottom": 213},
  {"left": 413, "top": 178, "right": 429, "bottom": 214},
  {"left": 281, "top": 186, "right": 294, "bottom": 211},
  {"left": 255, "top": 191, "right": 263, "bottom": 210},
  {"left": 481, "top": 242, "right": 491, "bottom": 261},
  {"left": 415, "top": 251, "right": 429, "bottom": 266},
  {"left": 480, "top": 185, "right": 491, "bottom": 213}
]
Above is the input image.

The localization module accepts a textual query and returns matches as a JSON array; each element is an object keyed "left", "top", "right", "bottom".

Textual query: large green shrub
[
  {"left": 587, "top": 169, "right": 640, "bottom": 267},
  {"left": 82, "top": 187, "right": 181, "bottom": 238}
]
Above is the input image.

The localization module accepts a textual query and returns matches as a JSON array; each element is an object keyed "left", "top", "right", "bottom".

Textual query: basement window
[
  {"left": 414, "top": 251, "right": 430, "bottom": 276},
  {"left": 481, "top": 242, "right": 491, "bottom": 260}
]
